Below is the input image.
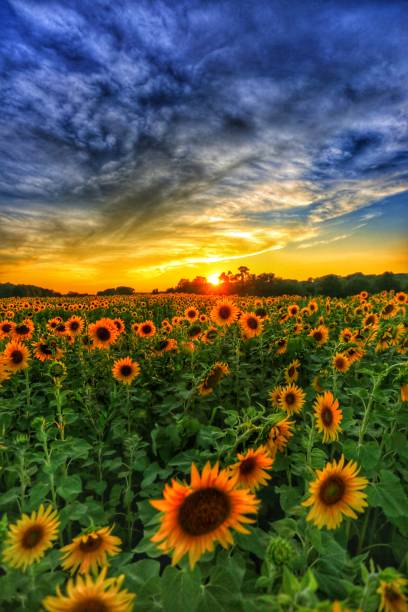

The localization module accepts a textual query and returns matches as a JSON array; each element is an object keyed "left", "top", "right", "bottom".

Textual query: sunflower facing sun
[
  {"left": 3, "top": 505, "right": 60, "bottom": 570},
  {"left": 314, "top": 391, "right": 343, "bottom": 443},
  {"left": 150, "top": 462, "right": 259, "bottom": 568},
  {"left": 60, "top": 525, "right": 122, "bottom": 574},
  {"left": 229, "top": 446, "right": 274, "bottom": 490},
  {"left": 302, "top": 455, "right": 368, "bottom": 529}
]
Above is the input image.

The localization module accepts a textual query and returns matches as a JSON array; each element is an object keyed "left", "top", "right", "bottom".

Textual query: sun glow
[{"left": 208, "top": 273, "right": 221, "bottom": 285}]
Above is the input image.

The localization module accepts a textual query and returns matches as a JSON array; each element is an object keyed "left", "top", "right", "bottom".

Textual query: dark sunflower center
[
  {"left": 78, "top": 534, "right": 103, "bottom": 552},
  {"left": 188, "top": 325, "right": 201, "bottom": 338},
  {"left": 142, "top": 325, "right": 152, "bottom": 334},
  {"left": 219, "top": 306, "right": 231, "bottom": 320},
  {"left": 385, "top": 587, "right": 401, "bottom": 603},
  {"left": 96, "top": 327, "right": 110, "bottom": 341},
  {"left": 247, "top": 317, "right": 258, "bottom": 330},
  {"left": 40, "top": 344, "right": 53, "bottom": 355},
  {"left": 278, "top": 339, "right": 286, "bottom": 347},
  {"left": 120, "top": 364, "right": 133, "bottom": 377},
  {"left": 319, "top": 475, "right": 346, "bottom": 505},
  {"left": 2, "top": 324, "right": 11, "bottom": 333},
  {"left": 321, "top": 407, "right": 333, "bottom": 425},
  {"left": 178, "top": 488, "right": 231, "bottom": 536},
  {"left": 157, "top": 340, "right": 169, "bottom": 350},
  {"left": 384, "top": 304, "right": 393, "bottom": 313},
  {"left": 187, "top": 310, "right": 196, "bottom": 318},
  {"left": 71, "top": 598, "right": 108, "bottom": 612},
  {"left": 336, "top": 357, "right": 345, "bottom": 368},
  {"left": 22, "top": 526, "right": 44, "bottom": 549},
  {"left": 313, "top": 331, "right": 323, "bottom": 341},
  {"left": 239, "top": 456, "right": 256, "bottom": 475},
  {"left": 56, "top": 324, "right": 66, "bottom": 332},
  {"left": 288, "top": 366, "right": 295, "bottom": 377},
  {"left": 16, "top": 324, "right": 29, "bottom": 335},
  {"left": 285, "top": 392, "right": 296, "bottom": 406},
  {"left": 11, "top": 350, "right": 24, "bottom": 364},
  {"left": 70, "top": 321, "right": 80, "bottom": 331}
]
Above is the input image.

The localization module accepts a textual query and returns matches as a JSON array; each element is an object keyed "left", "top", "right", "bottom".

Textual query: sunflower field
[{"left": 0, "top": 291, "right": 407, "bottom": 611}]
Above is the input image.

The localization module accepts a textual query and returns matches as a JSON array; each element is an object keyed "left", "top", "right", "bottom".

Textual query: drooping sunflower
[
  {"left": 89, "top": 318, "right": 118, "bottom": 349},
  {"left": 154, "top": 338, "right": 178, "bottom": 354},
  {"left": 266, "top": 417, "right": 295, "bottom": 454},
  {"left": 229, "top": 446, "right": 274, "bottom": 490},
  {"left": 3, "top": 340, "right": 30, "bottom": 371},
  {"left": 210, "top": 300, "right": 239, "bottom": 326},
  {"left": 112, "top": 357, "right": 140, "bottom": 385},
  {"left": 187, "top": 324, "right": 202, "bottom": 340},
  {"left": 276, "top": 338, "right": 287, "bottom": 355},
  {"left": 198, "top": 362, "right": 230, "bottom": 396},
  {"left": 278, "top": 383, "right": 305, "bottom": 416},
  {"left": 42, "top": 567, "right": 135, "bottom": 612},
  {"left": 377, "top": 577, "right": 407, "bottom": 612},
  {"left": 308, "top": 325, "right": 329, "bottom": 345},
  {"left": 60, "top": 526, "right": 122, "bottom": 574},
  {"left": 332, "top": 352, "right": 350, "bottom": 373},
  {"left": 284, "top": 359, "right": 300, "bottom": 383},
  {"left": 138, "top": 320, "right": 156, "bottom": 338},
  {"left": 150, "top": 462, "right": 259, "bottom": 568},
  {"left": 33, "top": 339, "right": 63, "bottom": 362},
  {"left": 3, "top": 505, "right": 60, "bottom": 570},
  {"left": 240, "top": 312, "right": 263, "bottom": 338},
  {"left": 314, "top": 391, "right": 343, "bottom": 443},
  {"left": 302, "top": 455, "right": 368, "bottom": 529}
]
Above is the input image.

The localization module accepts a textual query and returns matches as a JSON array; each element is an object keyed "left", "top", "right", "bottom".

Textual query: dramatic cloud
[{"left": 0, "top": 0, "right": 407, "bottom": 284}]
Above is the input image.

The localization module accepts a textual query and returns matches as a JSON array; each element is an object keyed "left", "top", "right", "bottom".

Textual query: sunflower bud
[
  {"left": 266, "top": 536, "right": 295, "bottom": 566},
  {"left": 49, "top": 361, "right": 67, "bottom": 380}
]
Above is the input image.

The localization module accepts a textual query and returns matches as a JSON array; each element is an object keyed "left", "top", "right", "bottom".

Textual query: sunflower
[
  {"left": 284, "top": 359, "right": 300, "bottom": 383},
  {"left": 381, "top": 302, "right": 398, "bottom": 319},
  {"left": 3, "top": 505, "right": 60, "bottom": 570},
  {"left": 185, "top": 307, "right": 199, "bottom": 322},
  {"left": 33, "top": 339, "right": 63, "bottom": 362},
  {"left": 0, "top": 356, "right": 11, "bottom": 384},
  {"left": 395, "top": 291, "right": 407, "bottom": 305},
  {"left": 154, "top": 338, "right": 178, "bottom": 354},
  {"left": 66, "top": 316, "right": 84, "bottom": 337},
  {"left": 308, "top": 300, "right": 318, "bottom": 313},
  {"left": 345, "top": 345, "right": 364, "bottom": 364},
  {"left": 198, "top": 362, "right": 230, "bottom": 396},
  {"left": 268, "top": 385, "right": 284, "bottom": 408},
  {"left": 89, "top": 318, "right": 118, "bottom": 349},
  {"left": 308, "top": 325, "right": 329, "bottom": 345},
  {"left": 240, "top": 312, "right": 263, "bottom": 338},
  {"left": 113, "top": 318, "right": 125, "bottom": 335},
  {"left": 187, "top": 324, "right": 202, "bottom": 340},
  {"left": 60, "top": 526, "right": 122, "bottom": 574},
  {"left": 47, "top": 317, "right": 62, "bottom": 333},
  {"left": 210, "top": 300, "right": 239, "bottom": 326},
  {"left": 363, "top": 313, "right": 379, "bottom": 327},
  {"left": 12, "top": 319, "right": 35, "bottom": 341},
  {"left": 3, "top": 340, "right": 30, "bottom": 371},
  {"left": 138, "top": 320, "right": 156, "bottom": 338},
  {"left": 287, "top": 304, "right": 299, "bottom": 317},
  {"left": 339, "top": 328, "right": 353, "bottom": 342},
  {"left": 266, "top": 417, "right": 295, "bottom": 454},
  {"left": 332, "top": 352, "right": 350, "bottom": 373},
  {"left": 302, "top": 455, "right": 368, "bottom": 529},
  {"left": 42, "top": 567, "right": 135, "bottom": 612},
  {"left": 112, "top": 357, "right": 140, "bottom": 385},
  {"left": 278, "top": 384, "right": 305, "bottom": 416},
  {"left": 0, "top": 320, "right": 15, "bottom": 339},
  {"left": 229, "top": 447, "right": 274, "bottom": 490},
  {"left": 377, "top": 577, "right": 407, "bottom": 612},
  {"left": 150, "top": 462, "right": 259, "bottom": 568},
  {"left": 276, "top": 338, "right": 287, "bottom": 355},
  {"left": 314, "top": 391, "right": 343, "bottom": 443}
]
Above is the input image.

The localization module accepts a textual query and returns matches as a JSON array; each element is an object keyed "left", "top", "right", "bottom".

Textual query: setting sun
[{"left": 208, "top": 273, "right": 221, "bottom": 285}]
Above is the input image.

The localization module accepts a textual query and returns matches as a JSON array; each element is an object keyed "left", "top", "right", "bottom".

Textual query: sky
[{"left": 0, "top": 0, "right": 407, "bottom": 293}]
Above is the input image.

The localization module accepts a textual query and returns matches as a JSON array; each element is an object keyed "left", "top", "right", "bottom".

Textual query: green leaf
[
  {"left": 368, "top": 470, "right": 408, "bottom": 519},
  {"left": 56, "top": 474, "right": 82, "bottom": 502},
  {"left": 161, "top": 566, "right": 201, "bottom": 612}
]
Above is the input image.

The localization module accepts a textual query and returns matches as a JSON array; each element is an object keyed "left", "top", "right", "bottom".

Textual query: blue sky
[{"left": 0, "top": 0, "right": 407, "bottom": 290}]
